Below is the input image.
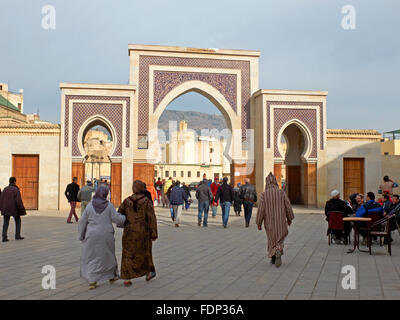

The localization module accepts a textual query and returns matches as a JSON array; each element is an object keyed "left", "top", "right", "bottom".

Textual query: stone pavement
[{"left": 0, "top": 204, "right": 400, "bottom": 300}]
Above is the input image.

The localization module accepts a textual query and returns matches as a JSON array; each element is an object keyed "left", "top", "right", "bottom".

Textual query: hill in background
[{"left": 158, "top": 110, "right": 227, "bottom": 139}]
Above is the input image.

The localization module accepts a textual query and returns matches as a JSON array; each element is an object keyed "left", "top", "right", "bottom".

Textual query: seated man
[
  {"left": 325, "top": 189, "right": 353, "bottom": 244},
  {"left": 355, "top": 192, "right": 384, "bottom": 244},
  {"left": 385, "top": 194, "right": 400, "bottom": 241}
]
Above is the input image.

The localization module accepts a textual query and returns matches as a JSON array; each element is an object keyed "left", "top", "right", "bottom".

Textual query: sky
[{"left": 0, "top": 0, "right": 399, "bottom": 133}]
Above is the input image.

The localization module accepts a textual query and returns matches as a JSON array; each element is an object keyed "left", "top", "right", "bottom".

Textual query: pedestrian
[
  {"left": 215, "top": 177, "right": 234, "bottom": 228},
  {"left": 78, "top": 185, "right": 126, "bottom": 289},
  {"left": 256, "top": 172, "right": 294, "bottom": 268},
  {"left": 160, "top": 179, "right": 166, "bottom": 207},
  {"left": 195, "top": 180, "right": 213, "bottom": 227},
  {"left": 239, "top": 178, "right": 258, "bottom": 227},
  {"left": 163, "top": 177, "right": 173, "bottom": 207},
  {"left": 77, "top": 180, "right": 95, "bottom": 216},
  {"left": 210, "top": 177, "right": 220, "bottom": 218},
  {"left": 169, "top": 180, "right": 188, "bottom": 227},
  {"left": 155, "top": 178, "right": 163, "bottom": 205},
  {"left": 233, "top": 183, "right": 243, "bottom": 216},
  {"left": 118, "top": 180, "right": 158, "bottom": 286},
  {"left": 65, "top": 177, "right": 80, "bottom": 223},
  {"left": 146, "top": 182, "right": 157, "bottom": 205},
  {"left": 379, "top": 175, "right": 398, "bottom": 196},
  {"left": 182, "top": 182, "right": 191, "bottom": 210},
  {"left": 0, "top": 177, "right": 26, "bottom": 242}
]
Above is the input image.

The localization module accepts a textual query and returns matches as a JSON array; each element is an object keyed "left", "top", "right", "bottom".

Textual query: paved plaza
[{"left": 1, "top": 204, "right": 400, "bottom": 300}]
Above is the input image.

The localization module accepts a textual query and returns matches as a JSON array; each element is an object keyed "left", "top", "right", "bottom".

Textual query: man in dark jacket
[
  {"left": 215, "top": 177, "right": 234, "bottom": 228},
  {"left": 195, "top": 181, "right": 213, "bottom": 227},
  {"left": 239, "top": 178, "right": 258, "bottom": 228},
  {"left": 169, "top": 181, "right": 188, "bottom": 227},
  {"left": 385, "top": 194, "right": 400, "bottom": 237},
  {"left": 65, "top": 177, "right": 80, "bottom": 224},
  {"left": 325, "top": 189, "right": 353, "bottom": 244},
  {"left": 0, "top": 177, "right": 26, "bottom": 242}
]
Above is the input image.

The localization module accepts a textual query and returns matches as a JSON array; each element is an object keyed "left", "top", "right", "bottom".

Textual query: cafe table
[{"left": 343, "top": 217, "right": 372, "bottom": 253}]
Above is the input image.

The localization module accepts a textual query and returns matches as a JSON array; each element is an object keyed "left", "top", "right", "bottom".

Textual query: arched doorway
[
  {"left": 155, "top": 90, "right": 231, "bottom": 185},
  {"left": 83, "top": 124, "right": 113, "bottom": 185}
]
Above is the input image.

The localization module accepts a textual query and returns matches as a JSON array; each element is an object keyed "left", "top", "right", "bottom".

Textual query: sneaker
[
  {"left": 275, "top": 250, "right": 282, "bottom": 268},
  {"left": 198, "top": 220, "right": 201, "bottom": 226},
  {"left": 66, "top": 221, "right": 73, "bottom": 224},
  {"left": 223, "top": 225, "right": 227, "bottom": 228},
  {"left": 15, "top": 236, "right": 24, "bottom": 240},
  {"left": 2, "top": 238, "right": 9, "bottom": 243}
]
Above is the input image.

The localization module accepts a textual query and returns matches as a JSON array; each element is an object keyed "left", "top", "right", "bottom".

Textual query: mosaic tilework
[
  {"left": 272, "top": 108, "right": 318, "bottom": 159},
  {"left": 266, "top": 101, "right": 324, "bottom": 151},
  {"left": 72, "top": 103, "right": 123, "bottom": 157},
  {"left": 64, "top": 95, "right": 130, "bottom": 148},
  {"left": 153, "top": 71, "right": 237, "bottom": 112},
  {"left": 138, "top": 56, "right": 250, "bottom": 137}
]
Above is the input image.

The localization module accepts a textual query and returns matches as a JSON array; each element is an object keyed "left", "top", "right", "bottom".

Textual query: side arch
[
  {"left": 76, "top": 115, "right": 117, "bottom": 159},
  {"left": 276, "top": 119, "right": 313, "bottom": 161}
]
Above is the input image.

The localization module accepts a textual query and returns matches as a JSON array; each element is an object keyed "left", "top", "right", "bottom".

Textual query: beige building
[
  {"left": 154, "top": 120, "right": 230, "bottom": 183},
  {"left": 1, "top": 44, "right": 399, "bottom": 210}
]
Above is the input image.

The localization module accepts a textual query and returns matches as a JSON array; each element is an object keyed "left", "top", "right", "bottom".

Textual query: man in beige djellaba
[{"left": 256, "top": 172, "right": 294, "bottom": 268}]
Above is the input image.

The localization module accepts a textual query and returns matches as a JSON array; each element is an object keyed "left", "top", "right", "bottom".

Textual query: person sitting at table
[
  {"left": 355, "top": 192, "right": 384, "bottom": 245},
  {"left": 325, "top": 189, "right": 353, "bottom": 244},
  {"left": 384, "top": 194, "right": 400, "bottom": 244}
]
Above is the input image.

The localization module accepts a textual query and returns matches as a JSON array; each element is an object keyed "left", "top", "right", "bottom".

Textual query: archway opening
[
  {"left": 156, "top": 90, "right": 231, "bottom": 187},
  {"left": 83, "top": 123, "right": 113, "bottom": 186},
  {"left": 280, "top": 124, "right": 306, "bottom": 204}
]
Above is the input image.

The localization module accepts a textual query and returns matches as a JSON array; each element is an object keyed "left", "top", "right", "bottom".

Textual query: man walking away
[
  {"left": 1, "top": 177, "right": 26, "bottom": 242},
  {"left": 182, "top": 182, "right": 191, "bottom": 210},
  {"left": 256, "top": 172, "right": 294, "bottom": 268},
  {"left": 239, "top": 178, "right": 258, "bottom": 227},
  {"left": 163, "top": 177, "right": 173, "bottom": 207},
  {"left": 65, "top": 177, "right": 80, "bottom": 224},
  {"left": 215, "top": 177, "right": 234, "bottom": 228},
  {"left": 169, "top": 181, "right": 188, "bottom": 227},
  {"left": 210, "top": 177, "right": 220, "bottom": 218},
  {"left": 196, "top": 180, "right": 213, "bottom": 227},
  {"left": 78, "top": 180, "right": 95, "bottom": 216}
]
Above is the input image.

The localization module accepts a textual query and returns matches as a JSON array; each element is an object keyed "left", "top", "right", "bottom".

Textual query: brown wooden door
[
  {"left": 133, "top": 163, "right": 155, "bottom": 186},
  {"left": 111, "top": 162, "right": 122, "bottom": 207},
  {"left": 12, "top": 155, "right": 39, "bottom": 210},
  {"left": 343, "top": 158, "right": 364, "bottom": 200},
  {"left": 287, "top": 165, "right": 302, "bottom": 204},
  {"left": 72, "top": 162, "right": 85, "bottom": 208}
]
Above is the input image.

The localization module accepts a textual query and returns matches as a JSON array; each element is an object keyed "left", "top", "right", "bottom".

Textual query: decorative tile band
[
  {"left": 138, "top": 56, "right": 250, "bottom": 137},
  {"left": 266, "top": 101, "right": 324, "bottom": 151},
  {"left": 72, "top": 103, "right": 123, "bottom": 157},
  {"left": 153, "top": 71, "right": 237, "bottom": 113},
  {"left": 273, "top": 108, "right": 318, "bottom": 159},
  {"left": 64, "top": 95, "right": 130, "bottom": 149}
]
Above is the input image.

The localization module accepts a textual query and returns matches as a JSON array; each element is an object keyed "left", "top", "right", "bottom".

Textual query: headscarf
[
  {"left": 265, "top": 172, "right": 278, "bottom": 189},
  {"left": 91, "top": 185, "right": 109, "bottom": 213}
]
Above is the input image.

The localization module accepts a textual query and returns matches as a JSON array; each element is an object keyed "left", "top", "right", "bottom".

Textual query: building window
[
  {"left": 154, "top": 170, "right": 158, "bottom": 177},
  {"left": 197, "top": 171, "right": 200, "bottom": 178},
  {"left": 18, "top": 103, "right": 22, "bottom": 110},
  {"left": 181, "top": 171, "right": 184, "bottom": 177},
  {"left": 173, "top": 171, "right": 176, "bottom": 177},
  {"left": 188, "top": 171, "right": 191, "bottom": 178},
  {"left": 165, "top": 171, "right": 169, "bottom": 177}
]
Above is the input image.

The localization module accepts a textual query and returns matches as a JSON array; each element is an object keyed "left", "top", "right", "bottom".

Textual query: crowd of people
[
  {"left": 152, "top": 174, "right": 258, "bottom": 228},
  {"left": 325, "top": 175, "right": 400, "bottom": 246}
]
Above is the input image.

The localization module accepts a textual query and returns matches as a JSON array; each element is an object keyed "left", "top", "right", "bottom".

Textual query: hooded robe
[{"left": 256, "top": 172, "right": 294, "bottom": 258}]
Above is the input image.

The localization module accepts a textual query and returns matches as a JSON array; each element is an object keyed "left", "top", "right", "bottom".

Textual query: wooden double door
[
  {"left": 343, "top": 158, "right": 364, "bottom": 201},
  {"left": 286, "top": 165, "right": 302, "bottom": 204},
  {"left": 72, "top": 162, "right": 122, "bottom": 208},
  {"left": 12, "top": 155, "right": 39, "bottom": 210}
]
